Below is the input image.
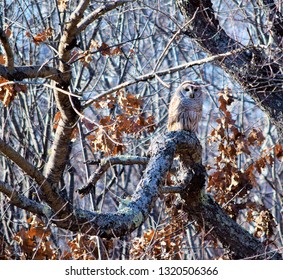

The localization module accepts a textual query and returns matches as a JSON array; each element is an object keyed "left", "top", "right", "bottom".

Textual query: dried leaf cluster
[
  {"left": 26, "top": 28, "right": 53, "bottom": 45},
  {"left": 207, "top": 89, "right": 282, "bottom": 239},
  {"left": 86, "top": 90, "right": 155, "bottom": 155},
  {"left": 0, "top": 76, "right": 27, "bottom": 107},
  {"left": 62, "top": 234, "right": 113, "bottom": 260},
  {"left": 13, "top": 216, "right": 57, "bottom": 260},
  {"left": 130, "top": 195, "right": 187, "bottom": 260},
  {"left": 4, "top": 216, "right": 114, "bottom": 260},
  {"left": 73, "top": 40, "right": 123, "bottom": 66}
]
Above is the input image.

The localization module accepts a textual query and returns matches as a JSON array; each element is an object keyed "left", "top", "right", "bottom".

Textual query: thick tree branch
[
  {"left": 0, "top": 180, "right": 52, "bottom": 217},
  {"left": 183, "top": 194, "right": 281, "bottom": 259},
  {"left": 68, "top": 132, "right": 201, "bottom": 237},
  {"left": 1, "top": 131, "right": 281, "bottom": 259},
  {"left": 43, "top": 1, "right": 133, "bottom": 186},
  {"left": 0, "top": 138, "right": 72, "bottom": 219},
  {"left": 175, "top": 151, "right": 281, "bottom": 259},
  {"left": 0, "top": 65, "right": 67, "bottom": 83},
  {"left": 164, "top": 132, "right": 281, "bottom": 259},
  {"left": 176, "top": 0, "right": 283, "bottom": 138},
  {"left": 166, "top": 133, "right": 281, "bottom": 259},
  {"left": 0, "top": 28, "right": 14, "bottom": 70},
  {"left": 43, "top": 0, "right": 91, "bottom": 184}
]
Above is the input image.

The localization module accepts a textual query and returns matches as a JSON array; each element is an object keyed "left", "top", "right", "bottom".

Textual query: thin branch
[
  {"left": 85, "top": 155, "right": 149, "bottom": 165},
  {"left": 78, "top": 155, "right": 149, "bottom": 196},
  {"left": 0, "top": 80, "right": 83, "bottom": 99},
  {"left": 153, "top": 10, "right": 198, "bottom": 72},
  {"left": 161, "top": 185, "right": 186, "bottom": 193},
  {"left": 83, "top": 47, "right": 248, "bottom": 109},
  {"left": 257, "top": 0, "right": 283, "bottom": 40},
  {"left": 77, "top": 1, "right": 136, "bottom": 33}
]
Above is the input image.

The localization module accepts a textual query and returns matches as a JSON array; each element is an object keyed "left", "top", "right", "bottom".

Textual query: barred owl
[{"left": 167, "top": 81, "right": 203, "bottom": 133}]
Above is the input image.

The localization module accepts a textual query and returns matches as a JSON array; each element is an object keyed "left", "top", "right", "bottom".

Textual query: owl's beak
[{"left": 189, "top": 93, "right": 195, "bottom": 98}]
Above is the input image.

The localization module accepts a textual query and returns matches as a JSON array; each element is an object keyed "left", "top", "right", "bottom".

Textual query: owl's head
[{"left": 177, "top": 81, "right": 203, "bottom": 101}]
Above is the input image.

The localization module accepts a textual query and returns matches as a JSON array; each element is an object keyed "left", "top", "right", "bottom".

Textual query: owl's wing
[{"left": 167, "top": 94, "right": 181, "bottom": 131}]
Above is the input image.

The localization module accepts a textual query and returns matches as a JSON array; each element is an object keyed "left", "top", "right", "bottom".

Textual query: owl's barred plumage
[{"left": 167, "top": 81, "right": 203, "bottom": 133}]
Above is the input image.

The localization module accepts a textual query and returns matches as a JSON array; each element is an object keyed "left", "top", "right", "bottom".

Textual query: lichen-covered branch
[
  {"left": 67, "top": 131, "right": 200, "bottom": 236},
  {"left": 182, "top": 192, "right": 282, "bottom": 260},
  {"left": 174, "top": 133, "right": 282, "bottom": 260},
  {"left": 1, "top": 130, "right": 281, "bottom": 259},
  {"left": 0, "top": 180, "right": 52, "bottom": 218}
]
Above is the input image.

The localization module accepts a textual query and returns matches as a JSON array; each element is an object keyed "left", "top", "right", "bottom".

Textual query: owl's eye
[
  {"left": 193, "top": 87, "right": 198, "bottom": 92},
  {"left": 184, "top": 87, "right": 191, "bottom": 92}
]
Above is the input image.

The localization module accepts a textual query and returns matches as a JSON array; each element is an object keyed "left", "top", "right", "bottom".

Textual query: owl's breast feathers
[{"left": 167, "top": 82, "right": 203, "bottom": 133}]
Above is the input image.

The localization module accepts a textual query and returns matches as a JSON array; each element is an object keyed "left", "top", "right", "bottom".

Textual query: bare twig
[
  {"left": 78, "top": 155, "right": 149, "bottom": 196},
  {"left": 153, "top": 10, "right": 198, "bottom": 72},
  {"left": 0, "top": 80, "right": 82, "bottom": 99},
  {"left": 77, "top": 1, "right": 136, "bottom": 33},
  {"left": 83, "top": 47, "right": 247, "bottom": 108}
]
